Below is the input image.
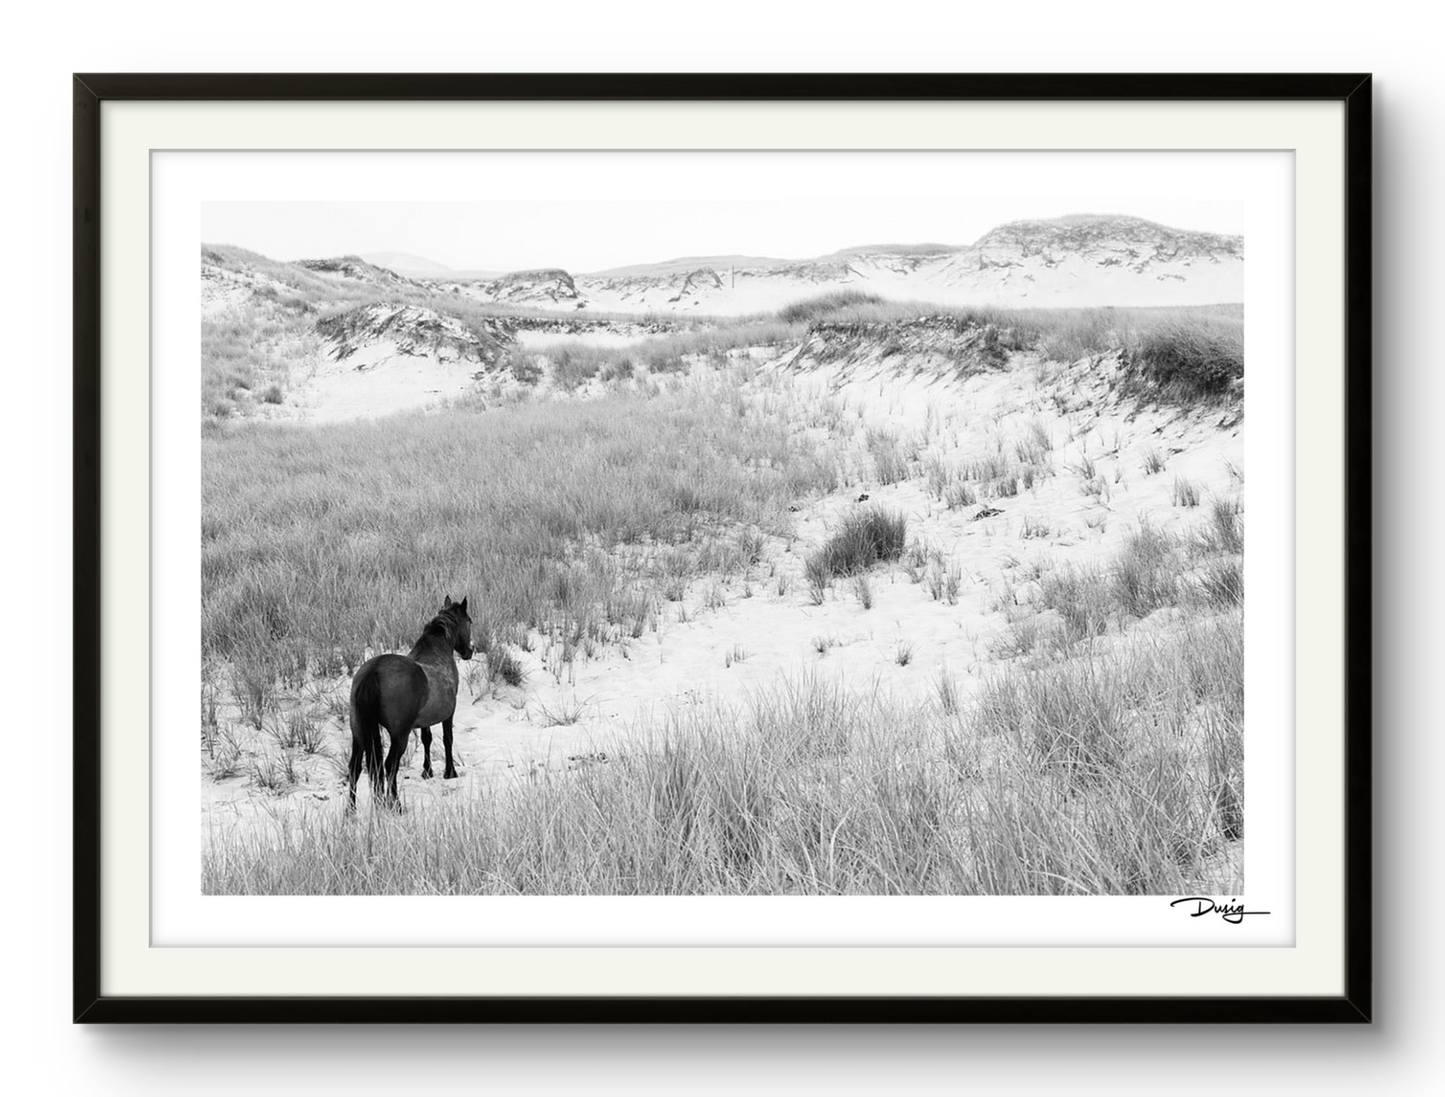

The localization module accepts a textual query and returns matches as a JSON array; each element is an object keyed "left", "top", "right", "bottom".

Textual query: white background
[{"left": 155, "top": 151, "right": 1291, "bottom": 952}]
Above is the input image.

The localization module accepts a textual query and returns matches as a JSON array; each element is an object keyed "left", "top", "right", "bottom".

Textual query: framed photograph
[{"left": 74, "top": 73, "right": 1371, "bottom": 1022}]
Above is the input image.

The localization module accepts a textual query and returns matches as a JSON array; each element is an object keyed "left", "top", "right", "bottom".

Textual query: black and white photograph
[
  {"left": 52, "top": 59, "right": 1382, "bottom": 1030},
  {"left": 198, "top": 192, "right": 1248, "bottom": 899}
]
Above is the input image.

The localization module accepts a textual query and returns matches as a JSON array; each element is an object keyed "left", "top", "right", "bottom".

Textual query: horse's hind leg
[
  {"left": 383, "top": 728, "right": 410, "bottom": 809},
  {"left": 442, "top": 717, "right": 458, "bottom": 780},
  {"left": 346, "top": 737, "right": 365, "bottom": 812},
  {"left": 366, "top": 728, "right": 385, "bottom": 804},
  {"left": 420, "top": 727, "right": 434, "bottom": 779}
]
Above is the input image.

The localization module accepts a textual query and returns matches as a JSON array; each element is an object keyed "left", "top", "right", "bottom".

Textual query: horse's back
[{"left": 351, "top": 653, "right": 429, "bottom": 731}]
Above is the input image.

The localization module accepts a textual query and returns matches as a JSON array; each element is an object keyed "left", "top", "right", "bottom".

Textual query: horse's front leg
[
  {"left": 420, "top": 726, "right": 434, "bottom": 779},
  {"left": 442, "top": 717, "right": 458, "bottom": 780}
]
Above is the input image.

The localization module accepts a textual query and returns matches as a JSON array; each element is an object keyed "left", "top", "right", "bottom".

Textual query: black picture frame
[{"left": 73, "top": 72, "right": 1372, "bottom": 1024}]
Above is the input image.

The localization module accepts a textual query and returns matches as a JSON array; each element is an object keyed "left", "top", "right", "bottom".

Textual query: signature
[{"left": 1169, "top": 897, "right": 1271, "bottom": 925}]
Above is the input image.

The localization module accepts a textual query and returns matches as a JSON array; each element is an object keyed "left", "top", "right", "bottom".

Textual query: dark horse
[{"left": 348, "top": 595, "right": 475, "bottom": 810}]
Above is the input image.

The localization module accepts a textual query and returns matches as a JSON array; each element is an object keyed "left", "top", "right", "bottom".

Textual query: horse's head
[{"left": 443, "top": 594, "right": 475, "bottom": 660}]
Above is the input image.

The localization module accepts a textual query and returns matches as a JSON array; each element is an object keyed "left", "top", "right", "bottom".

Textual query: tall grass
[
  {"left": 202, "top": 304, "right": 320, "bottom": 419},
  {"left": 1026, "top": 515, "right": 1241, "bottom": 652},
  {"left": 204, "top": 611, "right": 1242, "bottom": 896},
  {"left": 804, "top": 508, "right": 908, "bottom": 600},
  {"left": 202, "top": 379, "right": 836, "bottom": 688},
  {"left": 1111, "top": 523, "right": 1183, "bottom": 617},
  {"left": 782, "top": 296, "right": 1237, "bottom": 347},
  {"left": 1203, "top": 496, "right": 1245, "bottom": 556},
  {"left": 514, "top": 320, "right": 803, "bottom": 387},
  {"left": 1172, "top": 476, "right": 1202, "bottom": 507},
  {"left": 776, "top": 290, "right": 885, "bottom": 324},
  {"left": 1123, "top": 314, "right": 1244, "bottom": 403},
  {"left": 777, "top": 294, "right": 1243, "bottom": 409},
  {"left": 866, "top": 428, "right": 912, "bottom": 485}
]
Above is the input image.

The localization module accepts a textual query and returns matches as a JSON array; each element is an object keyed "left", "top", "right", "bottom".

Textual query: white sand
[
  {"left": 282, "top": 340, "right": 483, "bottom": 423},
  {"left": 203, "top": 346, "right": 1242, "bottom": 833}
]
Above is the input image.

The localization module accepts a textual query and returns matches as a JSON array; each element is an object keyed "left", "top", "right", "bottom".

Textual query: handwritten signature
[{"left": 1169, "top": 897, "right": 1271, "bottom": 925}]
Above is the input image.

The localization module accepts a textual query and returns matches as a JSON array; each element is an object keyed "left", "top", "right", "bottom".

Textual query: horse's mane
[{"left": 419, "top": 605, "right": 464, "bottom": 642}]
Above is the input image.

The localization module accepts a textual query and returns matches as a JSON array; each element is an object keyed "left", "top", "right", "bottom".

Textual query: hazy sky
[{"left": 202, "top": 200, "right": 1246, "bottom": 274}]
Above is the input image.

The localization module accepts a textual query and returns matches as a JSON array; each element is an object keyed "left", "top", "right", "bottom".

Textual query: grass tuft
[{"left": 803, "top": 508, "right": 908, "bottom": 592}]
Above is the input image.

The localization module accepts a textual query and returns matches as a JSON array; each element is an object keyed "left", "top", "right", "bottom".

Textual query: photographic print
[{"left": 199, "top": 193, "right": 1247, "bottom": 899}]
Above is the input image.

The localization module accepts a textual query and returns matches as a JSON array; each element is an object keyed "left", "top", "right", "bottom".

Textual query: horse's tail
[{"left": 352, "top": 667, "right": 385, "bottom": 783}]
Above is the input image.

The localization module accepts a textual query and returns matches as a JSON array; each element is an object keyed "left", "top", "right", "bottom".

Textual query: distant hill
[
  {"left": 821, "top": 243, "right": 963, "bottom": 259},
  {"left": 474, "top": 268, "right": 585, "bottom": 307},
  {"left": 359, "top": 251, "right": 456, "bottom": 276},
  {"left": 200, "top": 226, "right": 1245, "bottom": 423},
  {"left": 296, "top": 256, "right": 419, "bottom": 288},
  {"left": 585, "top": 254, "right": 795, "bottom": 278},
  {"left": 967, "top": 214, "right": 1241, "bottom": 263},
  {"left": 555, "top": 216, "right": 1243, "bottom": 314},
  {"left": 222, "top": 214, "right": 1242, "bottom": 319}
]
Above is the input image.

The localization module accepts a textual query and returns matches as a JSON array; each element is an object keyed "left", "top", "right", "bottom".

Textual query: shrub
[
  {"left": 488, "top": 645, "right": 526, "bottom": 687},
  {"left": 504, "top": 348, "right": 543, "bottom": 385},
  {"left": 600, "top": 356, "right": 635, "bottom": 382},
  {"left": 804, "top": 508, "right": 908, "bottom": 590},
  {"left": 1124, "top": 315, "right": 1244, "bottom": 405},
  {"left": 777, "top": 290, "right": 886, "bottom": 325},
  {"left": 547, "top": 344, "right": 604, "bottom": 390}
]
